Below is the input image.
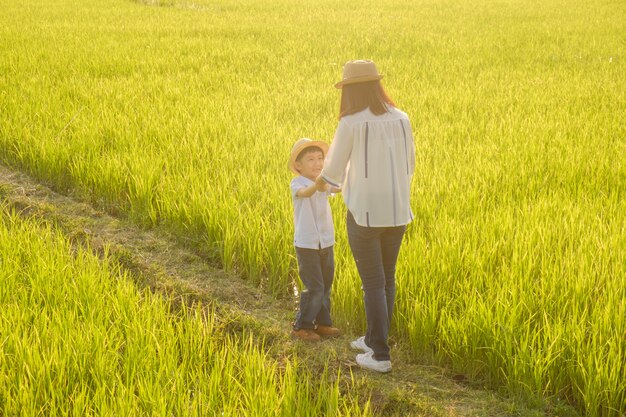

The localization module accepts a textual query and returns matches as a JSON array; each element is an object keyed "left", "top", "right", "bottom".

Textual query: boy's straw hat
[
  {"left": 335, "top": 59, "right": 384, "bottom": 89},
  {"left": 289, "top": 138, "right": 329, "bottom": 174}
]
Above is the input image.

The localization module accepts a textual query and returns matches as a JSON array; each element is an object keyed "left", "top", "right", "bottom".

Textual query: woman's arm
[{"left": 319, "top": 119, "right": 353, "bottom": 187}]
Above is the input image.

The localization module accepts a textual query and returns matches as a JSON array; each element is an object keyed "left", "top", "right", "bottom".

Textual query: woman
[{"left": 315, "top": 60, "right": 415, "bottom": 373}]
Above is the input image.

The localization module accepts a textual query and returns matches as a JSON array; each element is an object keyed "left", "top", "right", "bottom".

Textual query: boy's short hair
[{"left": 296, "top": 146, "right": 325, "bottom": 162}]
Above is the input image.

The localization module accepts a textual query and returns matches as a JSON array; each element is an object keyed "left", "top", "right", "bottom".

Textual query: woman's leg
[
  {"left": 346, "top": 212, "right": 391, "bottom": 361},
  {"left": 380, "top": 225, "right": 406, "bottom": 327}
]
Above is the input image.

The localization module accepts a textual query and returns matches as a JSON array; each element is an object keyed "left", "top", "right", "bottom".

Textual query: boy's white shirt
[{"left": 291, "top": 176, "right": 335, "bottom": 250}]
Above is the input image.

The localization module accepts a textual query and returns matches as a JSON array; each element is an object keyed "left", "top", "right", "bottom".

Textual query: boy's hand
[{"left": 314, "top": 176, "right": 328, "bottom": 192}]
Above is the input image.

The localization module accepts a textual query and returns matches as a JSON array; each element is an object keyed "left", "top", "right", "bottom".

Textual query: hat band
[{"left": 335, "top": 74, "right": 383, "bottom": 88}]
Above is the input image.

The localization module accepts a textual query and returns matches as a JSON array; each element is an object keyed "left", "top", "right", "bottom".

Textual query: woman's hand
[{"left": 315, "top": 175, "right": 329, "bottom": 192}]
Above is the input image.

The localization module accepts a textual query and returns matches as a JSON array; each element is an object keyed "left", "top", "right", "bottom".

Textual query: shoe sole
[
  {"left": 356, "top": 362, "right": 392, "bottom": 373},
  {"left": 291, "top": 336, "right": 320, "bottom": 342},
  {"left": 290, "top": 333, "right": 321, "bottom": 342},
  {"left": 356, "top": 361, "right": 392, "bottom": 373},
  {"left": 316, "top": 332, "right": 341, "bottom": 338}
]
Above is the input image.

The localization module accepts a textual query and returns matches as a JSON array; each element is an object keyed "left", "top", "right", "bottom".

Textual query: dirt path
[{"left": 0, "top": 163, "right": 555, "bottom": 417}]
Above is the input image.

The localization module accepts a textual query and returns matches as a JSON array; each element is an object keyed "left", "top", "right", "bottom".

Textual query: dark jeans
[
  {"left": 293, "top": 246, "right": 334, "bottom": 330},
  {"left": 347, "top": 211, "right": 406, "bottom": 361}
]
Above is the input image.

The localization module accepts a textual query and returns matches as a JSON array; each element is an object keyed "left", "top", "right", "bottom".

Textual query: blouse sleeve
[{"left": 320, "top": 118, "right": 353, "bottom": 187}]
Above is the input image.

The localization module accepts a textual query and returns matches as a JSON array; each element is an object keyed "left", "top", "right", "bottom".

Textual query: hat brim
[
  {"left": 335, "top": 74, "right": 383, "bottom": 89},
  {"left": 289, "top": 141, "right": 330, "bottom": 174}
]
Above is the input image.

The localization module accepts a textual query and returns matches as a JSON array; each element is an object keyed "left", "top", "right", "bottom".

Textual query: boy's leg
[
  {"left": 315, "top": 245, "right": 334, "bottom": 326},
  {"left": 294, "top": 247, "right": 325, "bottom": 330}
]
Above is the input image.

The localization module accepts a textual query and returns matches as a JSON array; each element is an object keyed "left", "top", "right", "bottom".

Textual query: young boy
[{"left": 289, "top": 138, "right": 341, "bottom": 342}]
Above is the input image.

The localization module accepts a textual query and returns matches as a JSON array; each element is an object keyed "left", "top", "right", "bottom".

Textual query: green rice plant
[
  {"left": 0, "top": 0, "right": 624, "bottom": 414},
  {"left": 0, "top": 206, "right": 370, "bottom": 416}
]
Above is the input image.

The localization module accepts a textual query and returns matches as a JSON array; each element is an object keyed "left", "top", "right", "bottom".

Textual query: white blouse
[{"left": 321, "top": 107, "right": 415, "bottom": 227}]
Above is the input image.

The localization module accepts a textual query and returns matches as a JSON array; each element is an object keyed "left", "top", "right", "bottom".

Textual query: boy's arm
[
  {"left": 330, "top": 186, "right": 342, "bottom": 193},
  {"left": 296, "top": 183, "right": 322, "bottom": 198}
]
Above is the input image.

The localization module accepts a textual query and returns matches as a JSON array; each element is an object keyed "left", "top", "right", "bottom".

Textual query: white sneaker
[
  {"left": 356, "top": 351, "right": 392, "bottom": 373},
  {"left": 350, "top": 336, "right": 373, "bottom": 353}
]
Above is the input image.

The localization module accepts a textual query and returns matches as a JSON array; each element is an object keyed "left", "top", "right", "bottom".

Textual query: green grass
[
  {"left": 0, "top": 206, "right": 370, "bottom": 416},
  {"left": 0, "top": 0, "right": 624, "bottom": 415}
]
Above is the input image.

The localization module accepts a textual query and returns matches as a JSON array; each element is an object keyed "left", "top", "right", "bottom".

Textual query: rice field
[
  {"left": 0, "top": 206, "right": 370, "bottom": 416},
  {"left": 0, "top": 0, "right": 624, "bottom": 415}
]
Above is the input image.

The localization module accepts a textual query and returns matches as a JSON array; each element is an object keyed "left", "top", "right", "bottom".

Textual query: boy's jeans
[
  {"left": 346, "top": 211, "right": 406, "bottom": 361},
  {"left": 293, "top": 246, "right": 334, "bottom": 330}
]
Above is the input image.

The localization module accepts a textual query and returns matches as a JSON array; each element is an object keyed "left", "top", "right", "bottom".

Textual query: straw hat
[
  {"left": 288, "top": 138, "right": 329, "bottom": 174},
  {"left": 335, "top": 59, "right": 384, "bottom": 89}
]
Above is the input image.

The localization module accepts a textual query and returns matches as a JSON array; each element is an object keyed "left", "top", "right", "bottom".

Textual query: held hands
[
  {"left": 314, "top": 175, "right": 329, "bottom": 192},
  {"left": 296, "top": 176, "right": 328, "bottom": 198}
]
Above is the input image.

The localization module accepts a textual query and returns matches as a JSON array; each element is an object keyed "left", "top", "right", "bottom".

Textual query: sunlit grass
[
  {"left": 0, "top": 207, "right": 370, "bottom": 416},
  {"left": 0, "top": 0, "right": 624, "bottom": 415}
]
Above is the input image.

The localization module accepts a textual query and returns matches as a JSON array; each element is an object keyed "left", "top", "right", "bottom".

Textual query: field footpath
[{"left": 0, "top": 163, "right": 565, "bottom": 417}]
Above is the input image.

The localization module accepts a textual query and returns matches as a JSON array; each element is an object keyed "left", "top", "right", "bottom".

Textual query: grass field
[
  {"left": 0, "top": 206, "right": 370, "bottom": 416},
  {"left": 1, "top": 0, "right": 624, "bottom": 415}
]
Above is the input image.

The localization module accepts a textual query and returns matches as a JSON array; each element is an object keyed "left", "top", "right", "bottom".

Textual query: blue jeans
[
  {"left": 347, "top": 211, "right": 406, "bottom": 361},
  {"left": 293, "top": 246, "right": 334, "bottom": 330}
]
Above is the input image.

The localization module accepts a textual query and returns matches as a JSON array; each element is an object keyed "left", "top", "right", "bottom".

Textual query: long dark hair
[{"left": 339, "top": 80, "right": 396, "bottom": 119}]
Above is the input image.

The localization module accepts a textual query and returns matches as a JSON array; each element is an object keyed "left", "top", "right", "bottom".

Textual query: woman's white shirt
[{"left": 321, "top": 107, "right": 415, "bottom": 227}]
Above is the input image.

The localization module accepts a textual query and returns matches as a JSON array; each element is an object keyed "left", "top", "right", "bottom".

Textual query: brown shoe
[
  {"left": 291, "top": 329, "right": 321, "bottom": 342},
  {"left": 314, "top": 325, "right": 341, "bottom": 338}
]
